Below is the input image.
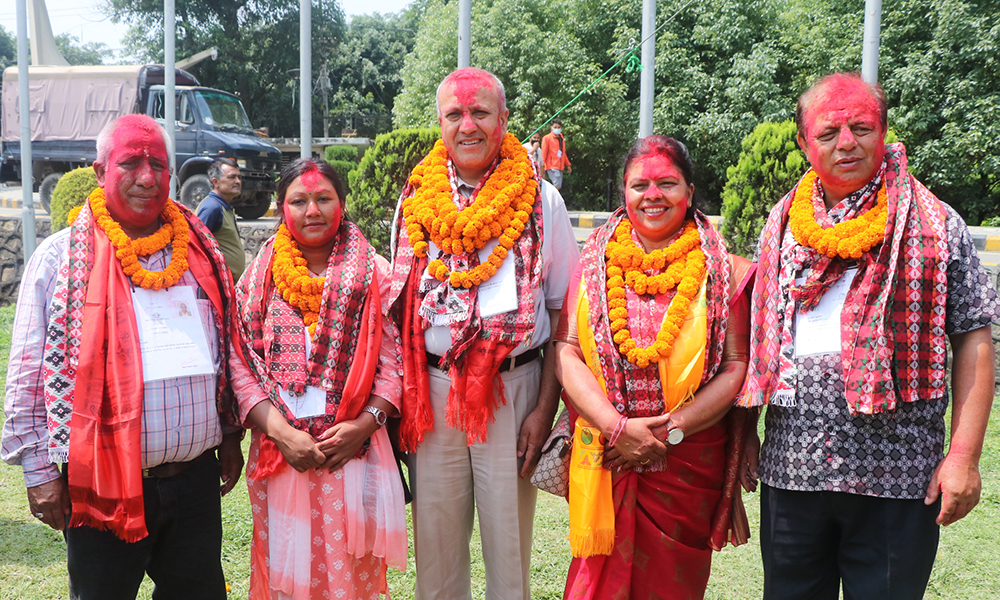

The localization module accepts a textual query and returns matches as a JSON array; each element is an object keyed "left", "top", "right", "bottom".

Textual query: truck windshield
[{"left": 195, "top": 91, "right": 254, "bottom": 134}]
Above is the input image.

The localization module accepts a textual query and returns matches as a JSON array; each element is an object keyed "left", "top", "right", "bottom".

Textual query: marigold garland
[
  {"left": 604, "top": 219, "right": 706, "bottom": 368},
  {"left": 88, "top": 187, "right": 189, "bottom": 290},
  {"left": 271, "top": 224, "right": 324, "bottom": 338},
  {"left": 401, "top": 132, "right": 536, "bottom": 288},
  {"left": 67, "top": 205, "right": 83, "bottom": 225},
  {"left": 788, "top": 170, "right": 888, "bottom": 259}
]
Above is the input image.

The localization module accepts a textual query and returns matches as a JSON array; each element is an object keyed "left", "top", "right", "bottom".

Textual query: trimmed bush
[
  {"left": 324, "top": 144, "right": 359, "bottom": 163},
  {"left": 346, "top": 127, "right": 440, "bottom": 255},
  {"left": 51, "top": 166, "right": 99, "bottom": 232},
  {"left": 720, "top": 121, "right": 806, "bottom": 258},
  {"left": 326, "top": 160, "right": 358, "bottom": 195}
]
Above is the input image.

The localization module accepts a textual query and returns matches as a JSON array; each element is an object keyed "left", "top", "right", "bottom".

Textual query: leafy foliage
[
  {"left": 720, "top": 121, "right": 806, "bottom": 258},
  {"left": 324, "top": 145, "right": 360, "bottom": 163},
  {"left": 0, "top": 26, "right": 15, "bottom": 71},
  {"left": 54, "top": 34, "right": 113, "bottom": 65},
  {"left": 50, "top": 167, "right": 99, "bottom": 233},
  {"left": 346, "top": 128, "right": 439, "bottom": 255},
  {"left": 323, "top": 10, "right": 420, "bottom": 136},
  {"left": 392, "top": 0, "right": 634, "bottom": 210},
  {"left": 109, "top": 0, "right": 346, "bottom": 138}
]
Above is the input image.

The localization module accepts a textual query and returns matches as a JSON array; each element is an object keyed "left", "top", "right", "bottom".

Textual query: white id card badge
[
  {"left": 132, "top": 286, "right": 214, "bottom": 381},
  {"left": 279, "top": 386, "right": 327, "bottom": 419},
  {"left": 476, "top": 239, "right": 518, "bottom": 318},
  {"left": 278, "top": 330, "right": 327, "bottom": 419},
  {"left": 794, "top": 268, "right": 857, "bottom": 356}
]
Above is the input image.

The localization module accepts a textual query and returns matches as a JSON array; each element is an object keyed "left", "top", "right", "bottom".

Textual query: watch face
[
  {"left": 365, "top": 406, "right": 387, "bottom": 426},
  {"left": 667, "top": 427, "right": 684, "bottom": 445}
]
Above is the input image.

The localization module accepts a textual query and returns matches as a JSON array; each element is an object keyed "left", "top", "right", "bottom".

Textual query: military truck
[{"left": 1, "top": 64, "right": 280, "bottom": 219}]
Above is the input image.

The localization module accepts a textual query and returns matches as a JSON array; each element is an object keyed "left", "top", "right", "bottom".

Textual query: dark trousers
[
  {"left": 64, "top": 455, "right": 227, "bottom": 600},
  {"left": 760, "top": 484, "right": 940, "bottom": 600}
]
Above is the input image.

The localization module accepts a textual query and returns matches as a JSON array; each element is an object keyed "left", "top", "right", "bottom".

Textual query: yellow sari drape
[{"left": 568, "top": 277, "right": 708, "bottom": 557}]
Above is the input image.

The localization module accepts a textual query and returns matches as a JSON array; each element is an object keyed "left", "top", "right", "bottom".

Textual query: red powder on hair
[
  {"left": 804, "top": 76, "right": 881, "bottom": 139},
  {"left": 443, "top": 68, "right": 497, "bottom": 106},
  {"left": 299, "top": 168, "right": 324, "bottom": 193}
]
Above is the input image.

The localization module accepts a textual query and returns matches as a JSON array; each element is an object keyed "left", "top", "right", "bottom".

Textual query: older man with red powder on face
[
  {"left": 740, "top": 73, "right": 999, "bottom": 599},
  {"left": 386, "top": 67, "right": 579, "bottom": 599},
  {"left": 2, "top": 114, "right": 255, "bottom": 600}
]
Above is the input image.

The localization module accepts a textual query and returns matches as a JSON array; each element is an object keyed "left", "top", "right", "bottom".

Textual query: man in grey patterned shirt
[{"left": 741, "top": 72, "right": 999, "bottom": 600}]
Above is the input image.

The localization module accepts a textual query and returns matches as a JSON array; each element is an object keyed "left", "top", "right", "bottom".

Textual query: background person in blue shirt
[{"left": 197, "top": 158, "right": 247, "bottom": 281}]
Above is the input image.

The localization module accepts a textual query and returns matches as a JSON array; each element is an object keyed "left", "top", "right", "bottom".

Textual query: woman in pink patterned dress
[{"left": 230, "top": 158, "right": 406, "bottom": 599}]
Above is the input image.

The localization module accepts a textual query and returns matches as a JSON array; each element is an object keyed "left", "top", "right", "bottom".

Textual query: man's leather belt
[
  {"left": 142, "top": 449, "right": 212, "bottom": 479},
  {"left": 425, "top": 347, "right": 542, "bottom": 373}
]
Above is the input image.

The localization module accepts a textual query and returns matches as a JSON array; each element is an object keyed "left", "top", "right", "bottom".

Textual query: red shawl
[
  {"left": 234, "top": 221, "right": 383, "bottom": 479},
  {"left": 52, "top": 200, "right": 240, "bottom": 542},
  {"left": 387, "top": 149, "right": 545, "bottom": 450}
]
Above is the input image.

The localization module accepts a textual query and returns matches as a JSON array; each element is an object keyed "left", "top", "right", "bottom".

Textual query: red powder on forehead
[
  {"left": 299, "top": 167, "right": 325, "bottom": 192},
  {"left": 806, "top": 76, "right": 881, "bottom": 134},
  {"left": 637, "top": 153, "right": 681, "bottom": 181},
  {"left": 444, "top": 68, "right": 497, "bottom": 106},
  {"left": 110, "top": 114, "right": 166, "bottom": 159}
]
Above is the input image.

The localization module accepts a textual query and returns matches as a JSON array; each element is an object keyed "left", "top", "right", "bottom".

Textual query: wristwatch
[
  {"left": 362, "top": 405, "right": 387, "bottom": 428},
  {"left": 665, "top": 419, "right": 684, "bottom": 446}
]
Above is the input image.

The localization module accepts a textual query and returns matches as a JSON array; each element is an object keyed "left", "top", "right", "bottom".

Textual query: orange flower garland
[
  {"left": 401, "top": 132, "right": 536, "bottom": 288},
  {"left": 605, "top": 219, "right": 706, "bottom": 368},
  {"left": 271, "top": 224, "right": 324, "bottom": 338},
  {"left": 88, "top": 187, "right": 189, "bottom": 290},
  {"left": 789, "top": 170, "right": 888, "bottom": 259}
]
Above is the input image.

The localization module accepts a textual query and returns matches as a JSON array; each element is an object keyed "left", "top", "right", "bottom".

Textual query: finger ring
[
  {"left": 641, "top": 459, "right": 650, "bottom": 465},
  {"left": 34, "top": 512, "right": 44, "bottom": 519}
]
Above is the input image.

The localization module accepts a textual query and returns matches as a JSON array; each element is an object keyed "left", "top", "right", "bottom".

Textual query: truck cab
[
  {"left": 147, "top": 85, "right": 281, "bottom": 219},
  {"left": 0, "top": 64, "right": 280, "bottom": 220}
]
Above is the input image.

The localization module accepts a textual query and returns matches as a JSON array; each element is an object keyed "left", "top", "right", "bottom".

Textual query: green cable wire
[{"left": 521, "top": 0, "right": 696, "bottom": 144}]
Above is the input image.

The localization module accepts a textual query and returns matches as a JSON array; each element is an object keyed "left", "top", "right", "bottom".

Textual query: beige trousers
[{"left": 408, "top": 360, "right": 541, "bottom": 600}]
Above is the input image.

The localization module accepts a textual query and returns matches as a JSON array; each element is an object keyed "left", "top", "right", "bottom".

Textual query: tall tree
[
  {"left": 55, "top": 34, "right": 114, "bottom": 65},
  {"left": 324, "top": 11, "right": 419, "bottom": 138},
  {"left": 109, "top": 0, "right": 345, "bottom": 137},
  {"left": 393, "top": 0, "right": 635, "bottom": 209},
  {"left": 0, "top": 25, "right": 15, "bottom": 72}
]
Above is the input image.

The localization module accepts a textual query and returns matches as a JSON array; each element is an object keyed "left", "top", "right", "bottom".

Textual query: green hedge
[
  {"left": 346, "top": 127, "right": 440, "bottom": 255},
  {"left": 720, "top": 121, "right": 806, "bottom": 258},
  {"left": 324, "top": 145, "right": 359, "bottom": 163},
  {"left": 50, "top": 167, "right": 99, "bottom": 232},
  {"left": 326, "top": 160, "right": 358, "bottom": 195}
]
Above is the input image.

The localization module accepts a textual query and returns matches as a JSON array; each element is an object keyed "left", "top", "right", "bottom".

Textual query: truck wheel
[
  {"left": 39, "top": 172, "right": 62, "bottom": 214},
  {"left": 179, "top": 174, "right": 213, "bottom": 210},
  {"left": 235, "top": 192, "right": 273, "bottom": 220}
]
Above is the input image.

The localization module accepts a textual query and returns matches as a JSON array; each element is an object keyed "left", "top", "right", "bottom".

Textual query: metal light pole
[
  {"left": 861, "top": 0, "right": 882, "bottom": 84},
  {"left": 164, "top": 0, "right": 177, "bottom": 199},
  {"left": 638, "top": 0, "right": 656, "bottom": 138},
  {"left": 300, "top": 0, "right": 312, "bottom": 158},
  {"left": 16, "top": 0, "right": 36, "bottom": 259},
  {"left": 458, "top": 0, "right": 471, "bottom": 69}
]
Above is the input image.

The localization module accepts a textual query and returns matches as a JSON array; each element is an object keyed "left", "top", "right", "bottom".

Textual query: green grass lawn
[{"left": 1, "top": 302, "right": 998, "bottom": 598}]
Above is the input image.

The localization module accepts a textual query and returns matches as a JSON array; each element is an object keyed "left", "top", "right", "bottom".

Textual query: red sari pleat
[{"left": 565, "top": 422, "right": 727, "bottom": 600}]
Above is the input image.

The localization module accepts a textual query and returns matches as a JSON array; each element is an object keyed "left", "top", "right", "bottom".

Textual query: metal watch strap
[{"left": 362, "top": 405, "right": 387, "bottom": 428}]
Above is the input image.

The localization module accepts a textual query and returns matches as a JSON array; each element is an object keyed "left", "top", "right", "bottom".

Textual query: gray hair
[
  {"left": 208, "top": 157, "right": 239, "bottom": 183},
  {"left": 435, "top": 67, "right": 507, "bottom": 119},
  {"left": 95, "top": 115, "right": 174, "bottom": 166}
]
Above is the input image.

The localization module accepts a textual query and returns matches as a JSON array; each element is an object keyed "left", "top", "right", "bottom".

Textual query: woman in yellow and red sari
[
  {"left": 554, "top": 136, "right": 756, "bottom": 599},
  {"left": 230, "top": 159, "right": 407, "bottom": 599}
]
